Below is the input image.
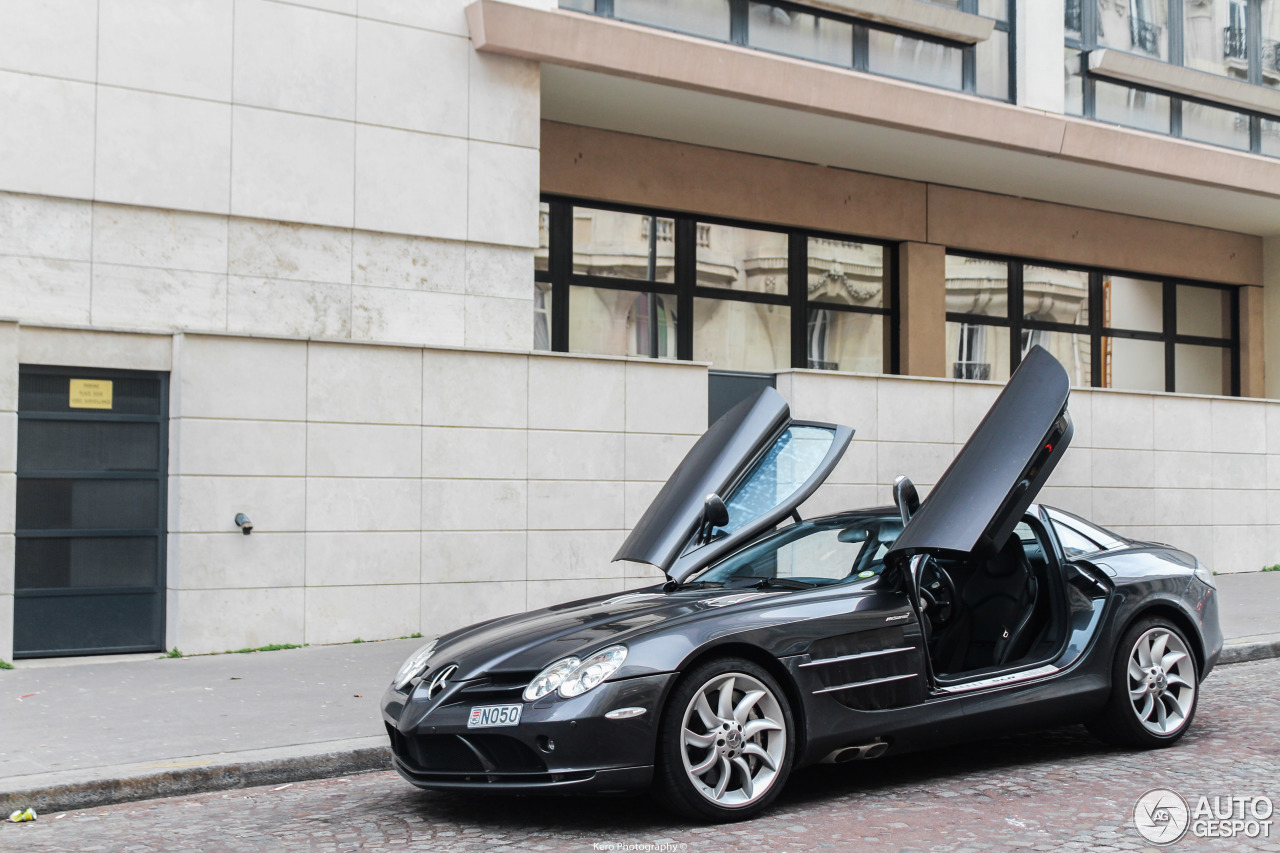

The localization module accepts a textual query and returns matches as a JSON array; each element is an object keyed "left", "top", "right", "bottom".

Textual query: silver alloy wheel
[
  {"left": 1127, "top": 627, "right": 1196, "bottom": 736},
  {"left": 679, "top": 671, "right": 786, "bottom": 808}
]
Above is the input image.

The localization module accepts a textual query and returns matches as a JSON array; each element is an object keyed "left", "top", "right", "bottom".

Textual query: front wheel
[
  {"left": 1087, "top": 618, "right": 1199, "bottom": 748},
  {"left": 653, "top": 657, "right": 795, "bottom": 822}
]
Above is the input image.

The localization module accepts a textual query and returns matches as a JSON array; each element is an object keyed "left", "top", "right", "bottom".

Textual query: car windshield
[{"left": 690, "top": 513, "right": 903, "bottom": 588}]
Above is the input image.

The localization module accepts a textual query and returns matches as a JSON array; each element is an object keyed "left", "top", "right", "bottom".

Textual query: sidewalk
[{"left": 2, "top": 572, "right": 1278, "bottom": 815}]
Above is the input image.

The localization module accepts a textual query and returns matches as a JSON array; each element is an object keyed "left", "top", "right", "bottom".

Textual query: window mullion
[{"left": 675, "top": 217, "right": 696, "bottom": 361}]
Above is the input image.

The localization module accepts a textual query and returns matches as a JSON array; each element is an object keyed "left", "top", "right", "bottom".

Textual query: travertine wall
[
  {"left": 164, "top": 334, "right": 705, "bottom": 654},
  {"left": 784, "top": 370, "right": 1276, "bottom": 581},
  {"left": 0, "top": 0, "right": 542, "bottom": 350}
]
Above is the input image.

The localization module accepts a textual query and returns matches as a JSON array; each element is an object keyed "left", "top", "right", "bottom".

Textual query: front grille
[{"left": 386, "top": 725, "right": 548, "bottom": 775}]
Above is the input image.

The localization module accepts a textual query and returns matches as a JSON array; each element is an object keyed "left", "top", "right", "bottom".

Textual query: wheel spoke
[
  {"left": 716, "top": 677, "right": 736, "bottom": 722},
  {"left": 1166, "top": 672, "right": 1193, "bottom": 690},
  {"left": 712, "top": 756, "right": 731, "bottom": 799},
  {"left": 1129, "top": 683, "right": 1149, "bottom": 699},
  {"left": 1160, "top": 650, "right": 1187, "bottom": 672},
  {"left": 689, "top": 748, "right": 718, "bottom": 776},
  {"left": 733, "top": 756, "right": 754, "bottom": 800},
  {"left": 1138, "top": 693, "right": 1154, "bottom": 721},
  {"left": 1136, "top": 636, "right": 1152, "bottom": 668},
  {"left": 1155, "top": 693, "right": 1169, "bottom": 729},
  {"left": 743, "top": 742, "right": 777, "bottom": 771},
  {"left": 733, "top": 690, "right": 765, "bottom": 725},
  {"left": 743, "top": 717, "right": 782, "bottom": 740},
  {"left": 1127, "top": 658, "right": 1145, "bottom": 683},
  {"left": 684, "top": 728, "right": 715, "bottom": 749},
  {"left": 1149, "top": 632, "right": 1169, "bottom": 667},
  {"left": 694, "top": 692, "right": 719, "bottom": 730},
  {"left": 1163, "top": 691, "right": 1189, "bottom": 722}
]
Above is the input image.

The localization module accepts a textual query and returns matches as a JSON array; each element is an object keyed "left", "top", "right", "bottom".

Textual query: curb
[
  {"left": 1218, "top": 638, "right": 1280, "bottom": 666},
  {"left": 0, "top": 745, "right": 391, "bottom": 817}
]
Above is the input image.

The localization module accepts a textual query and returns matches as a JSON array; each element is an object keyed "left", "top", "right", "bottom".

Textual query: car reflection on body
[{"left": 382, "top": 346, "right": 1222, "bottom": 822}]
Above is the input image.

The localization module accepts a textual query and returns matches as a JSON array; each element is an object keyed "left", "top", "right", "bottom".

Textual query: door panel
[{"left": 14, "top": 367, "right": 168, "bottom": 658}]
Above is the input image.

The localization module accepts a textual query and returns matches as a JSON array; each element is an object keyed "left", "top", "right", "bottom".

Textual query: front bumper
[{"left": 381, "top": 671, "right": 674, "bottom": 795}]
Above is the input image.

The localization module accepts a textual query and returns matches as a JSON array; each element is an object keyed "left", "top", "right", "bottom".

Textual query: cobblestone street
[{"left": 7, "top": 658, "right": 1279, "bottom": 853}]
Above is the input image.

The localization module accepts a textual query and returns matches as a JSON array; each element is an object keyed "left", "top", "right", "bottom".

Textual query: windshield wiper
[{"left": 725, "top": 577, "right": 816, "bottom": 590}]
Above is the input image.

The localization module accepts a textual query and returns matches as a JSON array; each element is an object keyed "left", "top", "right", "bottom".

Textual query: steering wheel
[{"left": 917, "top": 557, "right": 958, "bottom": 631}]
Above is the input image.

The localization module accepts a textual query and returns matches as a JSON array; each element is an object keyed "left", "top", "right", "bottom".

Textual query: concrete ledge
[
  {"left": 0, "top": 738, "right": 390, "bottom": 816},
  {"left": 1088, "top": 49, "right": 1280, "bottom": 118}
]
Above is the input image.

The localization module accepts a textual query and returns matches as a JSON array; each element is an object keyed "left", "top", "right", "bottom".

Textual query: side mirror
[
  {"left": 893, "top": 475, "right": 920, "bottom": 526},
  {"left": 696, "top": 493, "right": 730, "bottom": 546},
  {"left": 703, "top": 493, "right": 730, "bottom": 529}
]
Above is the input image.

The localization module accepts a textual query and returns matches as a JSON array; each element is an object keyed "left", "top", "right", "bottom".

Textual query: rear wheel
[
  {"left": 653, "top": 657, "right": 794, "bottom": 822},
  {"left": 1088, "top": 618, "right": 1199, "bottom": 748}
]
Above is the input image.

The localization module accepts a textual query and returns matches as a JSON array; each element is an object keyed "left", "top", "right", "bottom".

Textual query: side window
[
  {"left": 1051, "top": 520, "right": 1102, "bottom": 558},
  {"left": 718, "top": 425, "right": 836, "bottom": 535}
]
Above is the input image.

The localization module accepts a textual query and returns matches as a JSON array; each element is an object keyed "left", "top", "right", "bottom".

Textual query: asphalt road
[{"left": 7, "top": 658, "right": 1279, "bottom": 853}]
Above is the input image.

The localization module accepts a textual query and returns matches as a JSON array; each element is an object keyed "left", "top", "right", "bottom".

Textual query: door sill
[{"left": 933, "top": 663, "right": 1060, "bottom": 694}]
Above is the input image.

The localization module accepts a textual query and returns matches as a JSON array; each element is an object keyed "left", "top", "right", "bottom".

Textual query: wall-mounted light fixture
[{"left": 234, "top": 513, "right": 254, "bottom": 535}]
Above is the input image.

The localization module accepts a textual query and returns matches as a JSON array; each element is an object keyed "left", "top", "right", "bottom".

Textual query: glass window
[
  {"left": 1264, "top": 1, "right": 1280, "bottom": 87},
  {"left": 696, "top": 223, "right": 788, "bottom": 293},
  {"left": 568, "top": 286, "right": 678, "bottom": 358},
  {"left": 1049, "top": 518, "right": 1101, "bottom": 557},
  {"left": 867, "top": 30, "right": 963, "bottom": 90},
  {"left": 561, "top": 0, "right": 594, "bottom": 9},
  {"left": 1184, "top": 0, "right": 1248, "bottom": 79},
  {"left": 748, "top": 3, "right": 852, "bottom": 66},
  {"left": 1024, "top": 328, "right": 1093, "bottom": 387},
  {"left": 533, "top": 283, "right": 552, "bottom": 351},
  {"left": 1066, "top": 0, "right": 1083, "bottom": 39},
  {"left": 573, "top": 208, "right": 675, "bottom": 283},
  {"left": 536, "top": 201, "right": 550, "bottom": 273},
  {"left": 947, "top": 321, "right": 1010, "bottom": 381},
  {"left": 808, "top": 238, "right": 887, "bottom": 308},
  {"left": 979, "top": 0, "right": 1009, "bottom": 22},
  {"left": 1175, "top": 344, "right": 1230, "bottom": 394},
  {"left": 1046, "top": 506, "right": 1125, "bottom": 549},
  {"left": 1105, "top": 335, "right": 1165, "bottom": 391},
  {"left": 976, "top": 29, "right": 1009, "bottom": 99},
  {"left": 1094, "top": 80, "right": 1170, "bottom": 133},
  {"left": 693, "top": 298, "right": 790, "bottom": 370},
  {"left": 696, "top": 516, "right": 894, "bottom": 586},
  {"left": 718, "top": 425, "right": 836, "bottom": 535},
  {"left": 1182, "top": 101, "right": 1251, "bottom": 150},
  {"left": 1098, "top": 0, "right": 1169, "bottom": 60},
  {"left": 946, "top": 254, "right": 1008, "bottom": 317},
  {"left": 1177, "top": 285, "right": 1231, "bottom": 338},
  {"left": 1065, "top": 49, "right": 1085, "bottom": 115},
  {"left": 1024, "top": 265, "right": 1090, "bottom": 326},
  {"left": 1105, "top": 275, "right": 1163, "bottom": 332},
  {"left": 808, "top": 310, "right": 886, "bottom": 373},
  {"left": 1263, "top": 118, "right": 1280, "bottom": 155},
  {"left": 612, "top": 0, "right": 731, "bottom": 40}
]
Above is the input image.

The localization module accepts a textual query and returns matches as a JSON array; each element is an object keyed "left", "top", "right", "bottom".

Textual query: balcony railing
[
  {"left": 1224, "top": 26, "right": 1248, "bottom": 62},
  {"left": 1130, "top": 18, "right": 1160, "bottom": 56},
  {"left": 953, "top": 361, "right": 991, "bottom": 380}
]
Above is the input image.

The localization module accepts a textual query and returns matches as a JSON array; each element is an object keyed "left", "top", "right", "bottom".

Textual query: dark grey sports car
[{"left": 381, "top": 345, "right": 1222, "bottom": 822}]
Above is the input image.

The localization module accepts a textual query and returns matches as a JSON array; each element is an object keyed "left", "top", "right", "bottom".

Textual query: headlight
[
  {"left": 522, "top": 657, "right": 580, "bottom": 702},
  {"left": 393, "top": 637, "right": 439, "bottom": 690},
  {"left": 559, "top": 646, "right": 628, "bottom": 698},
  {"left": 1194, "top": 563, "right": 1217, "bottom": 589},
  {"left": 523, "top": 645, "right": 629, "bottom": 702}
]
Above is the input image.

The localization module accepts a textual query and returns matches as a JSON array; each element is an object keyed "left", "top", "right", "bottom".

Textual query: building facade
[{"left": 1, "top": 0, "right": 1279, "bottom": 659}]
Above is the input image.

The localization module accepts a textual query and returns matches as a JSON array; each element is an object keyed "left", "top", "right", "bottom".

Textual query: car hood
[
  {"left": 427, "top": 587, "right": 784, "bottom": 681},
  {"left": 888, "top": 344, "right": 1073, "bottom": 561}
]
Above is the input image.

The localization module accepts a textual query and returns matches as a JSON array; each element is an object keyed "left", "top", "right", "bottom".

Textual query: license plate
[{"left": 468, "top": 704, "right": 522, "bottom": 728}]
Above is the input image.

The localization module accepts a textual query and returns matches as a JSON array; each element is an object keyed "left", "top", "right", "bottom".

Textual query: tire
[
  {"left": 1087, "top": 617, "right": 1199, "bottom": 748},
  {"left": 653, "top": 657, "right": 796, "bottom": 822}
]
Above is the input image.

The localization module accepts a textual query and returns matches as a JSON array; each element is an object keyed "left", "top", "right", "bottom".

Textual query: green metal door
[{"left": 13, "top": 366, "right": 169, "bottom": 657}]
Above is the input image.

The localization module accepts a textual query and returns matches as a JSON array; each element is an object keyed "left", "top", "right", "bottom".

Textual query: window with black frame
[
  {"left": 945, "top": 252, "right": 1239, "bottom": 394},
  {"left": 561, "top": 0, "right": 1014, "bottom": 101},
  {"left": 535, "top": 198, "right": 897, "bottom": 374},
  {"left": 1066, "top": 0, "right": 1280, "bottom": 156}
]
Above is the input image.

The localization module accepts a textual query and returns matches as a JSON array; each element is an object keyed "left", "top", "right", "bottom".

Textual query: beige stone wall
[{"left": 0, "top": 0, "right": 543, "bottom": 351}]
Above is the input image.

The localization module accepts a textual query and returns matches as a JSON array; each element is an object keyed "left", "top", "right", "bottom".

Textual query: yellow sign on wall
[{"left": 69, "top": 378, "right": 113, "bottom": 409}]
